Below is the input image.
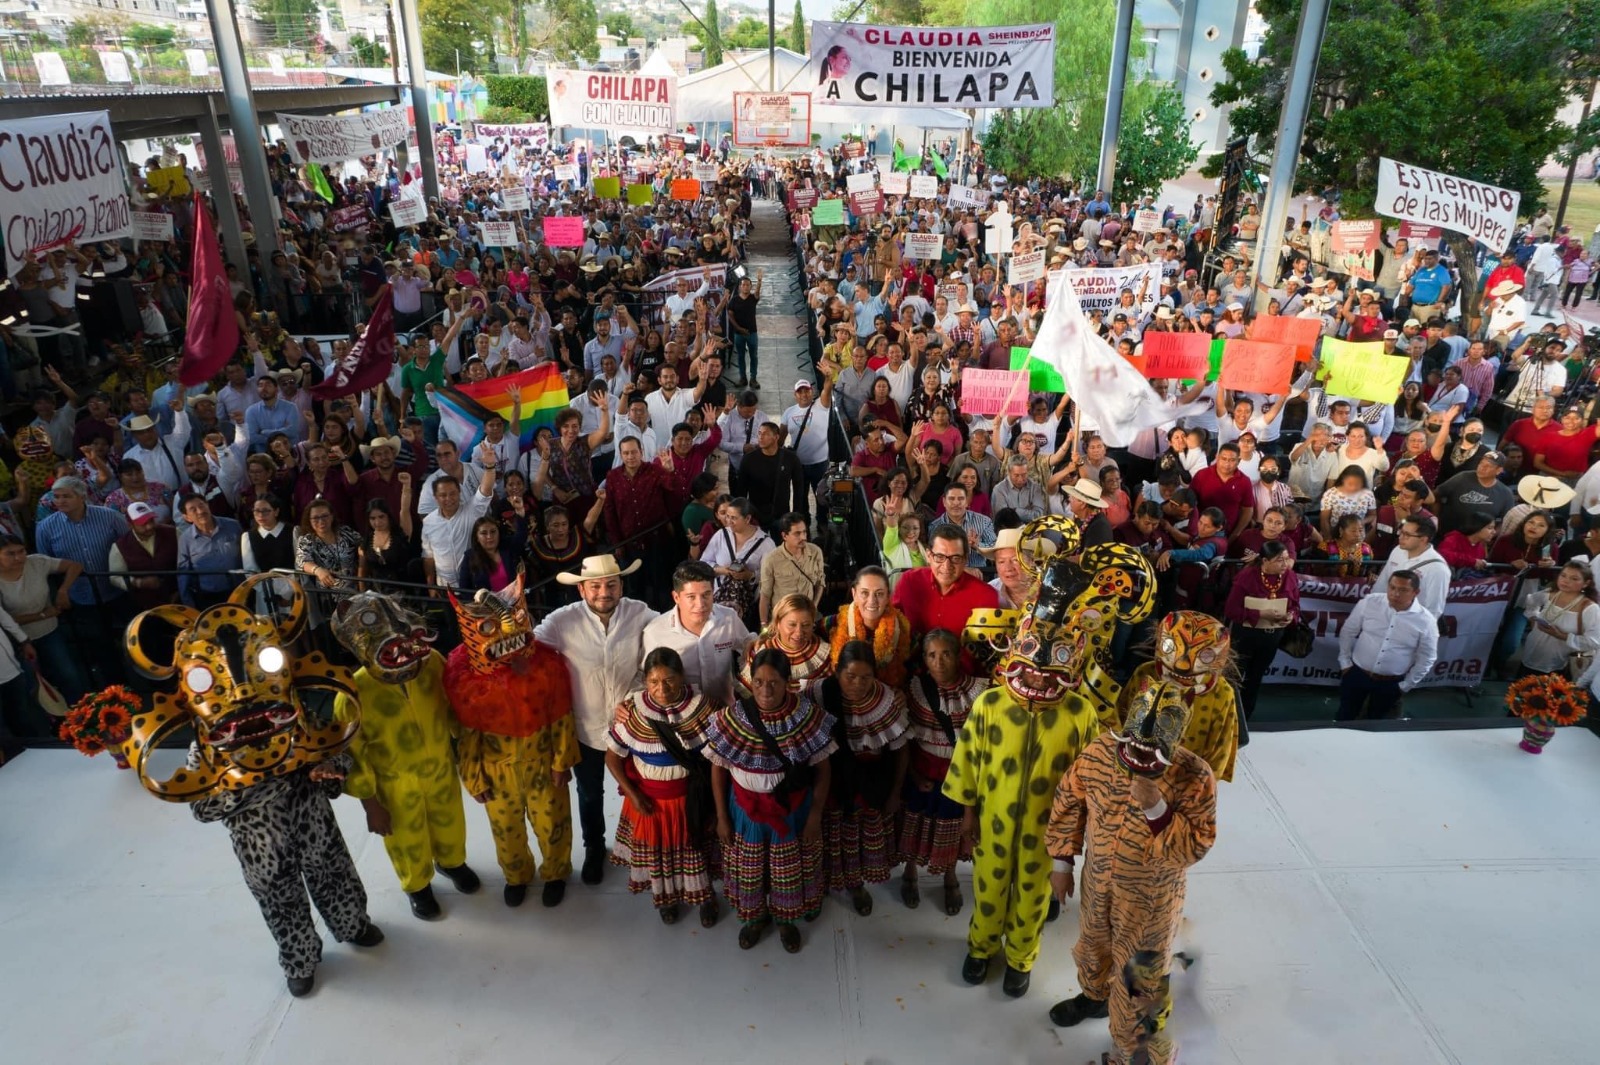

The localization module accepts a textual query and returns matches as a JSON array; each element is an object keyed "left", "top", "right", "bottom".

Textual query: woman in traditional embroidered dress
[
  {"left": 825, "top": 565, "right": 913, "bottom": 688},
  {"left": 896, "top": 628, "right": 986, "bottom": 914},
  {"left": 706, "top": 649, "right": 836, "bottom": 953},
  {"left": 606, "top": 648, "right": 722, "bottom": 927},
  {"left": 808, "top": 641, "right": 909, "bottom": 916},
  {"left": 741, "top": 593, "right": 832, "bottom": 694}
]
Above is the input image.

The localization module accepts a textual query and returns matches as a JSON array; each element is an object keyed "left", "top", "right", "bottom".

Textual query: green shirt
[{"left": 401, "top": 356, "right": 447, "bottom": 417}]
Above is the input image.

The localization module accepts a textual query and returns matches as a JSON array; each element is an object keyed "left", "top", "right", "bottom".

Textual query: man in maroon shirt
[
  {"left": 849, "top": 424, "right": 901, "bottom": 501},
  {"left": 1188, "top": 442, "right": 1256, "bottom": 539},
  {"left": 657, "top": 405, "right": 724, "bottom": 514},
  {"left": 604, "top": 436, "right": 676, "bottom": 606},
  {"left": 892, "top": 524, "right": 1000, "bottom": 638},
  {"left": 353, "top": 425, "right": 429, "bottom": 533},
  {"left": 1500, "top": 395, "right": 1558, "bottom": 466},
  {"left": 980, "top": 318, "right": 1021, "bottom": 371}
]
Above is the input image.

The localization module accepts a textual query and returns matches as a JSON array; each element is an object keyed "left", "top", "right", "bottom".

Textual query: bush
[{"left": 484, "top": 75, "right": 548, "bottom": 120}]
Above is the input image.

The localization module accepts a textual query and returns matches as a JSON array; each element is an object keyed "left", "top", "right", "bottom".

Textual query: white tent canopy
[{"left": 674, "top": 47, "right": 970, "bottom": 137}]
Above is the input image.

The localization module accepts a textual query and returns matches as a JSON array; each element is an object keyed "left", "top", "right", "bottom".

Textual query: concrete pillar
[
  {"left": 199, "top": 98, "right": 250, "bottom": 273},
  {"left": 1248, "top": 0, "right": 1331, "bottom": 313},
  {"left": 1095, "top": 0, "right": 1137, "bottom": 196},
  {"left": 205, "top": 0, "right": 278, "bottom": 260},
  {"left": 395, "top": 0, "right": 441, "bottom": 201}
]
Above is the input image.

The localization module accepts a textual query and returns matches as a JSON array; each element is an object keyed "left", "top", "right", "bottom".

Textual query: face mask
[
  {"left": 1259, "top": 470, "right": 1280, "bottom": 483},
  {"left": 1463, "top": 432, "right": 1483, "bottom": 444}
]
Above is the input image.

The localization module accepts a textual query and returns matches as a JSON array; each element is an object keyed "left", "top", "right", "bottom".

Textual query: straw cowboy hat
[
  {"left": 1490, "top": 280, "right": 1523, "bottom": 298},
  {"left": 556, "top": 553, "right": 643, "bottom": 585},
  {"left": 1062, "top": 478, "right": 1110, "bottom": 509},
  {"left": 1517, "top": 475, "right": 1575, "bottom": 510},
  {"left": 978, "top": 526, "right": 1058, "bottom": 559},
  {"left": 360, "top": 435, "right": 403, "bottom": 460}
]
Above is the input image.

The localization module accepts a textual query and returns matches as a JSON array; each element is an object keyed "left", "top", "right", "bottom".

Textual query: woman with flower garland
[
  {"left": 742, "top": 594, "right": 832, "bottom": 692},
  {"left": 606, "top": 647, "right": 722, "bottom": 927},
  {"left": 897, "top": 628, "right": 986, "bottom": 914},
  {"left": 824, "top": 566, "right": 913, "bottom": 688},
  {"left": 808, "top": 640, "right": 909, "bottom": 915},
  {"left": 705, "top": 649, "right": 836, "bottom": 953}
]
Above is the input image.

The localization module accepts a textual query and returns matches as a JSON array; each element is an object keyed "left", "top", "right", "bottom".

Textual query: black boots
[
  {"left": 1049, "top": 993, "right": 1110, "bottom": 1027},
  {"left": 408, "top": 886, "right": 441, "bottom": 920},
  {"left": 437, "top": 863, "right": 482, "bottom": 894}
]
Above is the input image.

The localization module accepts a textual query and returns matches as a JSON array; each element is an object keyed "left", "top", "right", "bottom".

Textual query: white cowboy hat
[
  {"left": 1516, "top": 474, "right": 1575, "bottom": 510},
  {"left": 555, "top": 553, "right": 643, "bottom": 585},
  {"left": 1490, "top": 280, "right": 1523, "bottom": 297},
  {"left": 978, "top": 526, "right": 1057, "bottom": 558},
  {"left": 360, "top": 435, "right": 403, "bottom": 459},
  {"left": 1063, "top": 478, "right": 1109, "bottom": 509}
]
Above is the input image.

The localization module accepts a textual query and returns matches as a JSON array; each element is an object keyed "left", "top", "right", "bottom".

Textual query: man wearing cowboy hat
[
  {"left": 980, "top": 527, "right": 1050, "bottom": 610},
  {"left": 1485, "top": 280, "right": 1527, "bottom": 343},
  {"left": 355, "top": 425, "right": 427, "bottom": 533},
  {"left": 536, "top": 555, "right": 659, "bottom": 887},
  {"left": 1051, "top": 478, "right": 1115, "bottom": 548}
]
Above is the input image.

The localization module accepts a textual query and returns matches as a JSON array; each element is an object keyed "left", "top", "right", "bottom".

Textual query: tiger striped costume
[{"left": 1046, "top": 733, "right": 1217, "bottom": 1065}]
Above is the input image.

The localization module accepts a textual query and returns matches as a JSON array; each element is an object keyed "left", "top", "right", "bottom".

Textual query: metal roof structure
[{"left": 0, "top": 83, "right": 405, "bottom": 140}]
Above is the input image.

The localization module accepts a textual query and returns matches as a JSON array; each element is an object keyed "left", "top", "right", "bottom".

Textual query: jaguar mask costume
[
  {"left": 441, "top": 577, "right": 580, "bottom": 906},
  {"left": 944, "top": 518, "right": 1159, "bottom": 993},
  {"left": 119, "top": 575, "right": 378, "bottom": 994},
  {"left": 1120, "top": 611, "right": 1239, "bottom": 782},
  {"left": 331, "top": 592, "right": 479, "bottom": 915}
]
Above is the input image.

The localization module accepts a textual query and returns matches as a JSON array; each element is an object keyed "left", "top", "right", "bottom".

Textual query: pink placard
[
  {"left": 543, "top": 215, "right": 585, "bottom": 248},
  {"left": 958, "top": 369, "right": 1031, "bottom": 416}
]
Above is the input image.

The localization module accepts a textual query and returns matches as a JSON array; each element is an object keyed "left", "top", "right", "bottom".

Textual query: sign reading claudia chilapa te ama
[
  {"left": 810, "top": 21, "right": 1054, "bottom": 109},
  {"left": 277, "top": 109, "right": 410, "bottom": 165},
  {"left": 1375, "top": 158, "right": 1520, "bottom": 250},
  {"left": 546, "top": 69, "right": 676, "bottom": 134},
  {"left": 0, "top": 110, "right": 131, "bottom": 273}
]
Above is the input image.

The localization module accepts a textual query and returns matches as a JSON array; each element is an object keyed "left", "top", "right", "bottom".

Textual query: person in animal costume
[
  {"left": 946, "top": 517, "right": 1158, "bottom": 999},
  {"left": 331, "top": 591, "right": 481, "bottom": 920},
  {"left": 120, "top": 574, "right": 383, "bottom": 997},
  {"left": 442, "top": 575, "right": 581, "bottom": 908},
  {"left": 1045, "top": 677, "right": 1218, "bottom": 1065}
]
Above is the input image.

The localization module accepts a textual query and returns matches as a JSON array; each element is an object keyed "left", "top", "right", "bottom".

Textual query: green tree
[
  {"left": 787, "top": 0, "right": 805, "bottom": 53},
  {"left": 127, "top": 23, "right": 176, "bottom": 49},
  {"left": 1208, "top": 0, "right": 1600, "bottom": 319},
  {"left": 600, "top": 11, "right": 635, "bottom": 41},
  {"left": 725, "top": 17, "right": 768, "bottom": 50},
  {"left": 419, "top": 0, "right": 497, "bottom": 73},
  {"left": 546, "top": 0, "right": 600, "bottom": 61},
  {"left": 701, "top": 0, "right": 723, "bottom": 66},
  {"left": 485, "top": 73, "right": 550, "bottom": 117},
  {"left": 347, "top": 32, "right": 389, "bottom": 67},
  {"left": 1108, "top": 83, "right": 1200, "bottom": 204},
  {"left": 257, "top": 0, "right": 320, "bottom": 45}
]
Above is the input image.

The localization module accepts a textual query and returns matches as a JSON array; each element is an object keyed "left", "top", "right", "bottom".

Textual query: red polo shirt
[
  {"left": 1189, "top": 464, "right": 1256, "bottom": 531},
  {"left": 892, "top": 566, "right": 1000, "bottom": 639}
]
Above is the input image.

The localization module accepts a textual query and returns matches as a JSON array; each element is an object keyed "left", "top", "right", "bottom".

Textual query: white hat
[
  {"left": 1063, "top": 478, "right": 1109, "bottom": 509},
  {"left": 1226, "top": 301, "right": 1244, "bottom": 312},
  {"left": 1491, "top": 280, "right": 1523, "bottom": 297},
  {"left": 1517, "top": 475, "right": 1575, "bottom": 510},
  {"left": 127, "top": 501, "right": 157, "bottom": 524},
  {"left": 814, "top": 241, "right": 831, "bottom": 252},
  {"left": 1073, "top": 237, "right": 1088, "bottom": 251},
  {"left": 555, "top": 553, "right": 644, "bottom": 585},
  {"left": 360, "top": 435, "right": 403, "bottom": 459},
  {"left": 1155, "top": 306, "right": 1174, "bottom": 320},
  {"left": 957, "top": 302, "right": 978, "bottom": 315},
  {"left": 793, "top": 379, "right": 814, "bottom": 392},
  {"left": 1404, "top": 318, "right": 1422, "bottom": 328},
  {"left": 978, "top": 526, "right": 1056, "bottom": 559},
  {"left": 126, "top": 415, "right": 158, "bottom": 432}
]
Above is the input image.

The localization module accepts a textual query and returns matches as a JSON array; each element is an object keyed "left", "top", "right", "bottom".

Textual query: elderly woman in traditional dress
[{"left": 742, "top": 593, "right": 832, "bottom": 692}]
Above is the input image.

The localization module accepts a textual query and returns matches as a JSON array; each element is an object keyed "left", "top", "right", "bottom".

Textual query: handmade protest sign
[
  {"left": 909, "top": 174, "right": 938, "bottom": 199},
  {"left": 1219, "top": 340, "right": 1297, "bottom": 395},
  {"left": 960, "top": 369, "right": 1031, "bottom": 416},
  {"left": 0, "top": 110, "right": 132, "bottom": 271},
  {"left": 1140, "top": 333, "right": 1213, "bottom": 381},
  {"left": 1246, "top": 315, "right": 1322, "bottom": 363},
  {"left": 811, "top": 198, "right": 846, "bottom": 226},
  {"left": 593, "top": 177, "right": 621, "bottom": 198},
  {"left": 846, "top": 172, "right": 877, "bottom": 195},
  {"left": 542, "top": 216, "right": 585, "bottom": 248},
  {"left": 1376, "top": 157, "right": 1519, "bottom": 249},
  {"left": 880, "top": 172, "right": 908, "bottom": 196},
  {"left": 1320, "top": 339, "right": 1409, "bottom": 404},
  {"left": 627, "top": 183, "right": 654, "bottom": 205},
  {"left": 670, "top": 179, "right": 701, "bottom": 201}
]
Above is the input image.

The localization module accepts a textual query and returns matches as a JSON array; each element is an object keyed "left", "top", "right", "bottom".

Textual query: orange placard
[
  {"left": 1219, "top": 340, "right": 1298, "bottom": 395},
  {"left": 1246, "top": 315, "right": 1322, "bottom": 362},
  {"left": 670, "top": 179, "right": 701, "bottom": 201}
]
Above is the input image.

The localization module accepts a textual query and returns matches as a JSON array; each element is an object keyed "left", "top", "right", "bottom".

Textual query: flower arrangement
[
  {"left": 1504, "top": 674, "right": 1589, "bottom": 754},
  {"left": 60, "top": 686, "right": 144, "bottom": 765}
]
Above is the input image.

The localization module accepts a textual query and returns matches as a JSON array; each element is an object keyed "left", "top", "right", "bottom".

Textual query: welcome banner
[
  {"left": 279, "top": 109, "right": 409, "bottom": 165},
  {"left": 810, "top": 21, "right": 1054, "bottom": 109},
  {"left": 547, "top": 68, "right": 676, "bottom": 134}
]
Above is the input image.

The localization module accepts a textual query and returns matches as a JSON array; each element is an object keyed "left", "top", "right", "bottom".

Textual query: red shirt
[
  {"left": 1534, "top": 428, "right": 1597, "bottom": 477},
  {"left": 1189, "top": 465, "right": 1256, "bottom": 531},
  {"left": 891, "top": 567, "right": 999, "bottom": 639},
  {"left": 603, "top": 462, "right": 673, "bottom": 546},
  {"left": 1501, "top": 417, "right": 1557, "bottom": 461},
  {"left": 656, "top": 424, "right": 723, "bottom": 514},
  {"left": 850, "top": 445, "right": 897, "bottom": 501}
]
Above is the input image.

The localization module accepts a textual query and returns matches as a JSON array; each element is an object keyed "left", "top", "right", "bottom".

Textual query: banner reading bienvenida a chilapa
[{"left": 809, "top": 22, "right": 1054, "bottom": 109}]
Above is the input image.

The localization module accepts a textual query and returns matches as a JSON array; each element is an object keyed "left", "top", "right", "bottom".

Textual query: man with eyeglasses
[
  {"left": 891, "top": 524, "right": 999, "bottom": 640},
  {"left": 1372, "top": 514, "right": 1449, "bottom": 620}
]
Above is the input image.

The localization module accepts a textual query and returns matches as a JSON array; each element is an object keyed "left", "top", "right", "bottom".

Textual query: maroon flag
[
  {"left": 310, "top": 285, "right": 395, "bottom": 400},
  {"left": 179, "top": 195, "right": 240, "bottom": 387}
]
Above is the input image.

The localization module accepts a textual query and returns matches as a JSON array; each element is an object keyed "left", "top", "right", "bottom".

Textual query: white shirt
[
  {"left": 1505, "top": 359, "right": 1568, "bottom": 411},
  {"left": 420, "top": 488, "right": 493, "bottom": 586},
  {"left": 1528, "top": 242, "right": 1563, "bottom": 276},
  {"left": 571, "top": 391, "right": 618, "bottom": 457},
  {"left": 417, "top": 463, "right": 486, "bottom": 517},
  {"left": 782, "top": 399, "right": 832, "bottom": 465},
  {"left": 1569, "top": 460, "right": 1600, "bottom": 517},
  {"left": 614, "top": 420, "right": 659, "bottom": 468},
  {"left": 534, "top": 598, "right": 658, "bottom": 748},
  {"left": 1374, "top": 544, "right": 1450, "bottom": 620},
  {"left": 1338, "top": 592, "right": 1439, "bottom": 691},
  {"left": 878, "top": 360, "right": 916, "bottom": 410},
  {"left": 646, "top": 387, "right": 696, "bottom": 434},
  {"left": 123, "top": 412, "right": 192, "bottom": 489},
  {"left": 641, "top": 605, "right": 752, "bottom": 707},
  {"left": 1487, "top": 295, "right": 1528, "bottom": 335},
  {"left": 718, "top": 408, "right": 767, "bottom": 471},
  {"left": 664, "top": 279, "right": 711, "bottom": 322}
]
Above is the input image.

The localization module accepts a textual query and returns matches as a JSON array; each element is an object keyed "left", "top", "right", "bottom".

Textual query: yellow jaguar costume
[
  {"left": 946, "top": 521, "right": 1159, "bottom": 994},
  {"left": 332, "top": 592, "right": 476, "bottom": 908}
]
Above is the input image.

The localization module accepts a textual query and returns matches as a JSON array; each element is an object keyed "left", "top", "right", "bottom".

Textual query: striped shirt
[{"left": 34, "top": 505, "right": 131, "bottom": 605}]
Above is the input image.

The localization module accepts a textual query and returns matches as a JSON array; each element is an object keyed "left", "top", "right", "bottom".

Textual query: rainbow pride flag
[{"left": 432, "top": 363, "right": 570, "bottom": 452}]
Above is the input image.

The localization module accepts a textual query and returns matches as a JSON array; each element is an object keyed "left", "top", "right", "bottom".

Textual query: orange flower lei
[{"left": 830, "top": 604, "right": 910, "bottom": 685}]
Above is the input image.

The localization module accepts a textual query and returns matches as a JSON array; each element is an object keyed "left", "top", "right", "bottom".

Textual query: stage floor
[{"left": 3, "top": 726, "right": 1596, "bottom": 1065}]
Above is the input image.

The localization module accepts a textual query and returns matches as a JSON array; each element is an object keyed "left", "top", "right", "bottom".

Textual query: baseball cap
[
  {"left": 1481, "top": 450, "right": 1507, "bottom": 467},
  {"left": 128, "top": 502, "right": 157, "bottom": 525},
  {"left": 793, "top": 379, "right": 814, "bottom": 392},
  {"left": 1404, "top": 318, "right": 1422, "bottom": 328}
]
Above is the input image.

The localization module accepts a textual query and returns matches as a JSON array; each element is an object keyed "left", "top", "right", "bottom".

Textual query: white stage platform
[{"left": 3, "top": 727, "right": 1597, "bottom": 1064}]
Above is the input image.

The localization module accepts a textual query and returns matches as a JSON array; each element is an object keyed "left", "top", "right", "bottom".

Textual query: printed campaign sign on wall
[
  {"left": 279, "top": 109, "right": 410, "bottom": 165},
  {"left": 1376, "top": 157, "right": 1520, "bottom": 250},
  {"left": 547, "top": 68, "right": 676, "bottom": 135},
  {"left": 0, "top": 110, "right": 131, "bottom": 272},
  {"left": 810, "top": 21, "right": 1054, "bottom": 109}
]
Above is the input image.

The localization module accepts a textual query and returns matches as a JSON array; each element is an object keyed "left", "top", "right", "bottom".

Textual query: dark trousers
[
  {"left": 572, "top": 742, "right": 608, "bottom": 853},
  {"left": 1230, "top": 624, "right": 1281, "bottom": 720},
  {"left": 1337, "top": 667, "right": 1403, "bottom": 721}
]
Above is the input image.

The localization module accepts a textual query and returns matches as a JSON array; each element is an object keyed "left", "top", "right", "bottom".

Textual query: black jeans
[
  {"left": 1337, "top": 667, "right": 1403, "bottom": 721},
  {"left": 572, "top": 742, "right": 608, "bottom": 853},
  {"left": 1230, "top": 624, "right": 1281, "bottom": 720}
]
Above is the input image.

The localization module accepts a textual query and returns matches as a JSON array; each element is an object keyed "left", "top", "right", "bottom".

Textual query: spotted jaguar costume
[
  {"left": 1046, "top": 679, "right": 1218, "bottom": 1064},
  {"left": 120, "top": 576, "right": 380, "bottom": 993},
  {"left": 442, "top": 577, "right": 580, "bottom": 904},
  {"left": 947, "top": 521, "right": 1159, "bottom": 995},
  {"left": 332, "top": 592, "right": 477, "bottom": 913}
]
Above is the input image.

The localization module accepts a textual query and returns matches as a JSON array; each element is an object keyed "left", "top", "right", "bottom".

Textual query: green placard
[
  {"left": 1009, "top": 345, "right": 1063, "bottom": 391},
  {"left": 593, "top": 177, "right": 621, "bottom": 199},
  {"left": 811, "top": 198, "right": 845, "bottom": 226},
  {"left": 1208, "top": 338, "right": 1225, "bottom": 381},
  {"left": 627, "top": 183, "right": 654, "bottom": 205}
]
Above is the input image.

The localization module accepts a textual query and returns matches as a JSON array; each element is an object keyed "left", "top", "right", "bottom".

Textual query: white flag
[{"left": 1032, "top": 271, "right": 1207, "bottom": 447}]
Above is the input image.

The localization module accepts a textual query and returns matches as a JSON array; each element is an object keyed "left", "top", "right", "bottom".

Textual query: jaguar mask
[
  {"left": 332, "top": 591, "right": 435, "bottom": 684},
  {"left": 449, "top": 575, "right": 533, "bottom": 675},
  {"left": 1152, "top": 611, "right": 1232, "bottom": 695},
  {"left": 121, "top": 575, "right": 359, "bottom": 802},
  {"left": 1116, "top": 675, "right": 1194, "bottom": 777}
]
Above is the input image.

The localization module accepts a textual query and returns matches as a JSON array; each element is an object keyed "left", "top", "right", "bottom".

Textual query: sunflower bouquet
[
  {"left": 1504, "top": 674, "right": 1589, "bottom": 754},
  {"left": 60, "top": 686, "right": 143, "bottom": 766}
]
